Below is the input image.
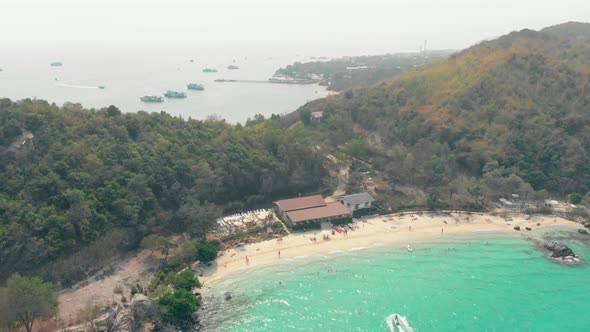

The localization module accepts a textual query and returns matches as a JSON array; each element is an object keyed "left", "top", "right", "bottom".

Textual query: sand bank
[{"left": 200, "top": 212, "right": 578, "bottom": 287}]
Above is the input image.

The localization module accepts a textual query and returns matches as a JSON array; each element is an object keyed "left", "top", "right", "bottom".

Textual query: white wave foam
[
  {"left": 272, "top": 299, "right": 290, "bottom": 306},
  {"left": 385, "top": 313, "right": 414, "bottom": 332},
  {"left": 349, "top": 246, "right": 368, "bottom": 251}
]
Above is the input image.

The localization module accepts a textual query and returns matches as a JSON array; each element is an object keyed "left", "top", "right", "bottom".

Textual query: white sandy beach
[{"left": 200, "top": 212, "right": 578, "bottom": 286}]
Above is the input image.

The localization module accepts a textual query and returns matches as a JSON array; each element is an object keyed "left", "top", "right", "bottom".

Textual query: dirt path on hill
[{"left": 58, "top": 250, "right": 160, "bottom": 324}]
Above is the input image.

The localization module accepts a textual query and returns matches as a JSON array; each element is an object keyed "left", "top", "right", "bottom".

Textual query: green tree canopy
[
  {"left": 195, "top": 241, "right": 219, "bottom": 263},
  {"left": 0, "top": 274, "right": 58, "bottom": 332},
  {"left": 170, "top": 270, "right": 201, "bottom": 291},
  {"left": 157, "top": 289, "right": 199, "bottom": 324}
]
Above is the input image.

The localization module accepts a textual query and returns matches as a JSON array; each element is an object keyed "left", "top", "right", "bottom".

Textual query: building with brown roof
[{"left": 275, "top": 194, "right": 351, "bottom": 225}]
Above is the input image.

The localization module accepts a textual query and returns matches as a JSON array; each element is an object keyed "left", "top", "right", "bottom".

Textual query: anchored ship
[
  {"left": 140, "top": 96, "right": 164, "bottom": 103},
  {"left": 187, "top": 83, "right": 205, "bottom": 90},
  {"left": 164, "top": 90, "right": 187, "bottom": 98}
]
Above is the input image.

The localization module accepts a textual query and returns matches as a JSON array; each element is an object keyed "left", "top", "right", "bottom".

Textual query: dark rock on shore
[
  {"left": 513, "top": 226, "right": 520, "bottom": 231},
  {"left": 578, "top": 229, "right": 589, "bottom": 235},
  {"left": 583, "top": 221, "right": 590, "bottom": 229},
  {"left": 525, "top": 227, "right": 532, "bottom": 231},
  {"left": 224, "top": 292, "right": 232, "bottom": 301},
  {"left": 543, "top": 241, "right": 582, "bottom": 265}
]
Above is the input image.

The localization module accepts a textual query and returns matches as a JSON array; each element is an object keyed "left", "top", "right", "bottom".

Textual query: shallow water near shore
[{"left": 200, "top": 230, "right": 590, "bottom": 331}]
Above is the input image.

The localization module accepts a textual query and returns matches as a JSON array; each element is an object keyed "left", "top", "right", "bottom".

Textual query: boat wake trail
[
  {"left": 385, "top": 313, "right": 414, "bottom": 332},
  {"left": 56, "top": 82, "right": 100, "bottom": 89}
]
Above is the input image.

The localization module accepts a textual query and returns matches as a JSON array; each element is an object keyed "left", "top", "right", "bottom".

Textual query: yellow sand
[{"left": 200, "top": 212, "right": 577, "bottom": 287}]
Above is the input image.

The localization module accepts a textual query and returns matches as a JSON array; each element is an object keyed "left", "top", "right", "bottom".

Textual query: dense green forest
[
  {"left": 275, "top": 50, "right": 454, "bottom": 91},
  {"left": 0, "top": 100, "right": 330, "bottom": 284},
  {"left": 294, "top": 23, "right": 590, "bottom": 209}
]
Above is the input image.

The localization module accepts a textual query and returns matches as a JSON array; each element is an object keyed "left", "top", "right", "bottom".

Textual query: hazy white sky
[{"left": 1, "top": 0, "right": 589, "bottom": 52}]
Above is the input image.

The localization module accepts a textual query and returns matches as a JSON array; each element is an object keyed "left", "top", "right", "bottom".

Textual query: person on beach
[
  {"left": 441, "top": 227, "right": 444, "bottom": 234},
  {"left": 409, "top": 225, "right": 412, "bottom": 231},
  {"left": 278, "top": 250, "right": 281, "bottom": 258}
]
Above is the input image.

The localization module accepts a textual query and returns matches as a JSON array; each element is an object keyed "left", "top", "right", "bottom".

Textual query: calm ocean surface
[
  {"left": 0, "top": 45, "right": 336, "bottom": 123},
  {"left": 200, "top": 229, "right": 590, "bottom": 331}
]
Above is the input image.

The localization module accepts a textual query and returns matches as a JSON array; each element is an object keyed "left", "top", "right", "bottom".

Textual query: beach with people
[{"left": 200, "top": 211, "right": 578, "bottom": 286}]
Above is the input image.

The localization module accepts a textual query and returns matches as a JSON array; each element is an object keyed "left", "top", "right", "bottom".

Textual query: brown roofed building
[
  {"left": 275, "top": 194, "right": 352, "bottom": 225},
  {"left": 275, "top": 194, "right": 326, "bottom": 212}
]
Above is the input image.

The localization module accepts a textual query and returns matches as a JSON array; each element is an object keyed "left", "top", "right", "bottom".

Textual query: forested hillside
[
  {"left": 275, "top": 50, "right": 453, "bottom": 91},
  {"left": 296, "top": 23, "right": 590, "bottom": 209},
  {"left": 0, "top": 100, "right": 330, "bottom": 283},
  {"left": 542, "top": 21, "right": 590, "bottom": 43}
]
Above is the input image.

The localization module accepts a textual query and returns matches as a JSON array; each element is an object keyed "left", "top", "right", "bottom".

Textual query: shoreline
[{"left": 200, "top": 212, "right": 579, "bottom": 288}]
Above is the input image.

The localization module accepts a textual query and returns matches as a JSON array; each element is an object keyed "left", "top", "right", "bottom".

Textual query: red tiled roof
[
  {"left": 287, "top": 201, "right": 351, "bottom": 223},
  {"left": 275, "top": 195, "right": 326, "bottom": 212}
]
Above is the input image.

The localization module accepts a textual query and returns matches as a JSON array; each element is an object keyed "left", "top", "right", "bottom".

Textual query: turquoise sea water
[{"left": 200, "top": 230, "right": 590, "bottom": 331}]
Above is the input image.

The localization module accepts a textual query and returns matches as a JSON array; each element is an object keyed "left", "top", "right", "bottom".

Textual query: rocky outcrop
[
  {"left": 578, "top": 229, "right": 589, "bottom": 235},
  {"left": 131, "top": 294, "right": 156, "bottom": 325},
  {"left": 64, "top": 294, "right": 156, "bottom": 332},
  {"left": 544, "top": 241, "right": 581, "bottom": 265}
]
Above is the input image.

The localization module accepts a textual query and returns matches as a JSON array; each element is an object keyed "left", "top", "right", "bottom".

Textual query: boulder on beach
[
  {"left": 578, "top": 229, "right": 589, "bottom": 235},
  {"left": 513, "top": 226, "right": 520, "bottom": 231},
  {"left": 525, "top": 227, "right": 532, "bottom": 231}
]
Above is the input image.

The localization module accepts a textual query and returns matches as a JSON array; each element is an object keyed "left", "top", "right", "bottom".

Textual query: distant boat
[
  {"left": 202, "top": 68, "right": 218, "bottom": 73},
  {"left": 187, "top": 83, "right": 205, "bottom": 91},
  {"left": 50, "top": 62, "right": 63, "bottom": 67},
  {"left": 140, "top": 95, "right": 164, "bottom": 103},
  {"left": 227, "top": 65, "right": 240, "bottom": 70},
  {"left": 214, "top": 79, "right": 237, "bottom": 82},
  {"left": 189, "top": 59, "right": 194, "bottom": 63},
  {"left": 98, "top": 86, "right": 105, "bottom": 89},
  {"left": 164, "top": 90, "right": 187, "bottom": 98}
]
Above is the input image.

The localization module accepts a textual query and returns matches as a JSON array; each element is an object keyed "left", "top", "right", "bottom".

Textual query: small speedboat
[{"left": 385, "top": 313, "right": 414, "bottom": 332}]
